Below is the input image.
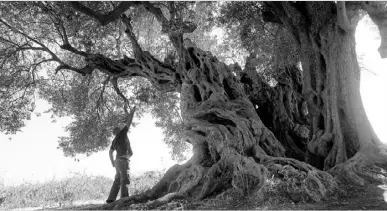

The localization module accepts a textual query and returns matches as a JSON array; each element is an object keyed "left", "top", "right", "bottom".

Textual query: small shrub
[{"left": 128, "top": 170, "right": 164, "bottom": 195}]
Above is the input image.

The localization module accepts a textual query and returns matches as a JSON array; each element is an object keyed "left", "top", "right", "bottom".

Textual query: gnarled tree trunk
[
  {"left": 103, "top": 42, "right": 337, "bottom": 210},
  {"left": 267, "top": 1, "right": 387, "bottom": 185}
]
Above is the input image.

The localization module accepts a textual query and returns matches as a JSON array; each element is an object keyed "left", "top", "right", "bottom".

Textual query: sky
[
  {"left": 356, "top": 16, "right": 387, "bottom": 143},
  {"left": 1, "top": 15, "right": 387, "bottom": 187},
  {"left": 0, "top": 100, "right": 188, "bottom": 187}
]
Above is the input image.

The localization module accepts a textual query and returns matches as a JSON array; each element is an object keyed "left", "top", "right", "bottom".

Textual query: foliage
[
  {"left": 0, "top": 2, "right": 41, "bottom": 134},
  {"left": 0, "top": 1, "right": 327, "bottom": 162},
  {"left": 1, "top": 1, "right": 260, "bottom": 161},
  {"left": 149, "top": 92, "right": 189, "bottom": 162},
  {"left": 218, "top": 2, "right": 299, "bottom": 78},
  {"left": 185, "top": 2, "right": 248, "bottom": 66},
  {"left": 39, "top": 70, "right": 150, "bottom": 156},
  {"left": 0, "top": 2, "right": 195, "bottom": 160},
  {"left": 0, "top": 1, "right": 273, "bottom": 161}
]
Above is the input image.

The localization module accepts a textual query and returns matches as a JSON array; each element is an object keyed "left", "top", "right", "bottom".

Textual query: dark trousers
[{"left": 107, "top": 158, "right": 130, "bottom": 201}]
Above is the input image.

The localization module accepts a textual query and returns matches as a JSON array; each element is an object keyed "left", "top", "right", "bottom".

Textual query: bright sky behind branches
[
  {"left": 0, "top": 15, "right": 387, "bottom": 187},
  {"left": 0, "top": 99, "right": 186, "bottom": 186}
]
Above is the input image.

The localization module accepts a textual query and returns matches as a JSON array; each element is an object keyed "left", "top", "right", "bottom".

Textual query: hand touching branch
[{"left": 111, "top": 77, "right": 137, "bottom": 116}]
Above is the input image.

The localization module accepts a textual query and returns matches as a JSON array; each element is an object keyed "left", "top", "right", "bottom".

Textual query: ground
[{"left": 46, "top": 164, "right": 387, "bottom": 210}]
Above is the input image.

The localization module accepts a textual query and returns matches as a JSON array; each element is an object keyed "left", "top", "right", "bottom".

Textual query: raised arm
[{"left": 125, "top": 106, "right": 136, "bottom": 127}]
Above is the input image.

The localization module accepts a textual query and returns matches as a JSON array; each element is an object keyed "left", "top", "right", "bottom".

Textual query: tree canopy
[
  {"left": 1, "top": 2, "right": 206, "bottom": 158},
  {"left": 0, "top": 1, "right": 279, "bottom": 159}
]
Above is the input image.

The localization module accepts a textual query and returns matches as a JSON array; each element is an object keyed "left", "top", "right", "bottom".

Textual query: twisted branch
[{"left": 111, "top": 77, "right": 130, "bottom": 108}]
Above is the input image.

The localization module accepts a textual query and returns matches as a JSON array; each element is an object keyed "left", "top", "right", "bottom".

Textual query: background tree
[
  {"left": 1, "top": 1, "right": 387, "bottom": 209},
  {"left": 260, "top": 2, "right": 387, "bottom": 186}
]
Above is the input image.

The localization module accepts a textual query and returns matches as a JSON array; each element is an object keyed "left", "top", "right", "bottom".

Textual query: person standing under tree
[{"left": 106, "top": 106, "right": 136, "bottom": 204}]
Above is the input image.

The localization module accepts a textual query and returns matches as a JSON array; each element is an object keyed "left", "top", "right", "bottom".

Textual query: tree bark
[
  {"left": 267, "top": 1, "right": 387, "bottom": 185},
  {"left": 144, "top": 45, "right": 287, "bottom": 200},
  {"left": 241, "top": 57, "right": 310, "bottom": 161}
]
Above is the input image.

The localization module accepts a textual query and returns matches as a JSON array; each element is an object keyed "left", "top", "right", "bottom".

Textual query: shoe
[{"left": 106, "top": 200, "right": 114, "bottom": 204}]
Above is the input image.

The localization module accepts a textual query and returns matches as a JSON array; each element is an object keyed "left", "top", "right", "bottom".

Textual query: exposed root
[
  {"left": 328, "top": 153, "right": 366, "bottom": 185},
  {"left": 101, "top": 193, "right": 184, "bottom": 210},
  {"left": 99, "top": 194, "right": 147, "bottom": 210},
  {"left": 145, "top": 192, "right": 185, "bottom": 209},
  {"left": 231, "top": 155, "right": 268, "bottom": 194},
  {"left": 168, "top": 164, "right": 206, "bottom": 193},
  {"left": 263, "top": 157, "right": 337, "bottom": 202},
  {"left": 193, "top": 148, "right": 269, "bottom": 199},
  {"left": 144, "top": 164, "right": 190, "bottom": 199},
  {"left": 328, "top": 150, "right": 387, "bottom": 186},
  {"left": 102, "top": 153, "right": 340, "bottom": 209},
  {"left": 194, "top": 161, "right": 231, "bottom": 200}
]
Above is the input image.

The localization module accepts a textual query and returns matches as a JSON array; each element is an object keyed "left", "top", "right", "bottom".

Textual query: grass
[{"left": 0, "top": 170, "right": 164, "bottom": 210}]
